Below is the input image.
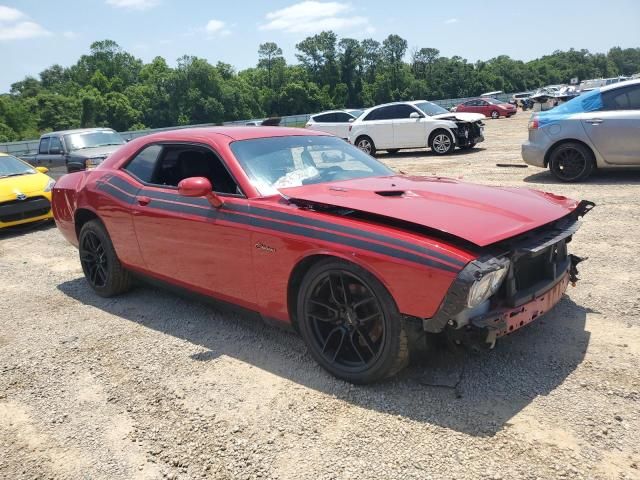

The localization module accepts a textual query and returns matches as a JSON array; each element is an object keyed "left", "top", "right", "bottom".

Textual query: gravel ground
[{"left": 1, "top": 113, "right": 639, "bottom": 480}]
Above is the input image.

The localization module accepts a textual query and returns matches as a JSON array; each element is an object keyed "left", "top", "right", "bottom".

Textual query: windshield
[
  {"left": 413, "top": 101, "right": 449, "bottom": 116},
  {"left": 230, "top": 136, "right": 395, "bottom": 196},
  {"left": 0, "top": 155, "right": 36, "bottom": 178},
  {"left": 484, "top": 98, "right": 505, "bottom": 104},
  {"left": 64, "top": 130, "right": 125, "bottom": 151}
]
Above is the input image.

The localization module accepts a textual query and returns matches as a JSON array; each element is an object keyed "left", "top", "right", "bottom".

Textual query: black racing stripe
[
  {"left": 105, "top": 177, "right": 464, "bottom": 272},
  {"left": 143, "top": 195, "right": 459, "bottom": 273},
  {"left": 97, "top": 182, "right": 135, "bottom": 204},
  {"left": 230, "top": 204, "right": 466, "bottom": 268}
]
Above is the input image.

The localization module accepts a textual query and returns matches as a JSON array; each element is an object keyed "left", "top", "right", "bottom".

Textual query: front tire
[
  {"left": 355, "top": 136, "right": 376, "bottom": 156},
  {"left": 548, "top": 142, "right": 595, "bottom": 182},
  {"left": 429, "top": 130, "right": 455, "bottom": 155},
  {"left": 79, "top": 220, "right": 132, "bottom": 297},
  {"left": 490, "top": 110, "right": 500, "bottom": 119},
  {"left": 297, "top": 259, "right": 408, "bottom": 384}
]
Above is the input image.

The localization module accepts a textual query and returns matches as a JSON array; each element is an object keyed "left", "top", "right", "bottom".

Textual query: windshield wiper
[{"left": 0, "top": 173, "right": 30, "bottom": 178}]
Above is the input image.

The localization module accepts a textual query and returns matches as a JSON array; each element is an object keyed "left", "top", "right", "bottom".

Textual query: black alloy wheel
[
  {"left": 549, "top": 142, "right": 595, "bottom": 182},
  {"left": 297, "top": 260, "right": 408, "bottom": 383},
  {"left": 80, "top": 230, "right": 108, "bottom": 288},
  {"left": 78, "top": 220, "right": 132, "bottom": 297}
]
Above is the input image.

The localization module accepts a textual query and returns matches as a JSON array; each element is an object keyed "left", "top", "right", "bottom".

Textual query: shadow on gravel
[
  {"left": 523, "top": 168, "right": 640, "bottom": 185},
  {"left": 58, "top": 278, "right": 589, "bottom": 437},
  {"left": 0, "top": 220, "right": 55, "bottom": 240},
  {"left": 382, "top": 147, "right": 486, "bottom": 159}
]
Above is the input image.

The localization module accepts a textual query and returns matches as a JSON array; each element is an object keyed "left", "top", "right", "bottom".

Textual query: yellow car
[{"left": 0, "top": 152, "right": 56, "bottom": 229}]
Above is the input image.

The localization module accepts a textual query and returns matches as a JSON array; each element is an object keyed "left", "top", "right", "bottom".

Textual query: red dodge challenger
[{"left": 52, "top": 127, "right": 594, "bottom": 383}]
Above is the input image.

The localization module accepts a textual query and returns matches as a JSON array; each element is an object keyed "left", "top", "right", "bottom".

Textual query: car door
[
  {"left": 44, "top": 136, "right": 67, "bottom": 176},
  {"left": 392, "top": 104, "right": 428, "bottom": 148},
  {"left": 476, "top": 100, "right": 491, "bottom": 116},
  {"left": 361, "top": 106, "right": 395, "bottom": 149},
  {"left": 581, "top": 85, "right": 640, "bottom": 165},
  {"left": 124, "top": 142, "right": 257, "bottom": 306}
]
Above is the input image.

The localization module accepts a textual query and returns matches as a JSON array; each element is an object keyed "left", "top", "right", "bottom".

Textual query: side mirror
[
  {"left": 409, "top": 112, "right": 421, "bottom": 119},
  {"left": 348, "top": 118, "right": 355, "bottom": 123},
  {"left": 178, "top": 177, "right": 224, "bottom": 208},
  {"left": 36, "top": 166, "right": 49, "bottom": 174}
]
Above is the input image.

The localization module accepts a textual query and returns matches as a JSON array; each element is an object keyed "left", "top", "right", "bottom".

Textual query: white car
[
  {"left": 305, "top": 109, "right": 364, "bottom": 139},
  {"left": 347, "top": 101, "right": 485, "bottom": 155}
]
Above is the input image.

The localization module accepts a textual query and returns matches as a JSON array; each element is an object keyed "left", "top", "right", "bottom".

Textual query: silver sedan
[{"left": 522, "top": 79, "right": 640, "bottom": 181}]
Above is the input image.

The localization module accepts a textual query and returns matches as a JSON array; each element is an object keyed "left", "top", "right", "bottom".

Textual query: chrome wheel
[
  {"left": 432, "top": 133, "right": 452, "bottom": 154},
  {"left": 491, "top": 110, "right": 499, "bottom": 119},
  {"left": 356, "top": 138, "right": 373, "bottom": 154}
]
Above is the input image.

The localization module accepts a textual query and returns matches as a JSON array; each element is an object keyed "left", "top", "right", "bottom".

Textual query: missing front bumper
[{"left": 446, "top": 271, "right": 569, "bottom": 352}]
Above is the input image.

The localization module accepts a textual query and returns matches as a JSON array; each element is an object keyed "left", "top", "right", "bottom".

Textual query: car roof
[
  {"left": 131, "top": 126, "right": 329, "bottom": 144},
  {"left": 600, "top": 78, "right": 640, "bottom": 92},
  {"left": 41, "top": 127, "right": 118, "bottom": 137},
  {"left": 311, "top": 109, "right": 357, "bottom": 116}
]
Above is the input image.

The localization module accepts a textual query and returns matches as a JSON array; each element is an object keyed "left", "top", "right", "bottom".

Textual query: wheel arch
[
  {"left": 74, "top": 208, "right": 102, "bottom": 240},
  {"left": 286, "top": 253, "right": 394, "bottom": 331},
  {"left": 544, "top": 138, "right": 596, "bottom": 168}
]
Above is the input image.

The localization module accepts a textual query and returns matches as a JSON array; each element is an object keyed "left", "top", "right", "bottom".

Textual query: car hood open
[
  {"left": 431, "top": 112, "right": 485, "bottom": 122},
  {"left": 279, "top": 175, "right": 580, "bottom": 247}
]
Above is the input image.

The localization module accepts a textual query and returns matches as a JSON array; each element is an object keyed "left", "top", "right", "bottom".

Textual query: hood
[
  {"left": 431, "top": 112, "right": 485, "bottom": 122},
  {"left": 69, "top": 145, "right": 123, "bottom": 158},
  {"left": 0, "top": 172, "right": 50, "bottom": 201},
  {"left": 279, "top": 176, "right": 579, "bottom": 247}
]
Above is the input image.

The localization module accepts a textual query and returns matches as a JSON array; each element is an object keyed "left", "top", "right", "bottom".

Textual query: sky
[{"left": 1, "top": 0, "right": 639, "bottom": 92}]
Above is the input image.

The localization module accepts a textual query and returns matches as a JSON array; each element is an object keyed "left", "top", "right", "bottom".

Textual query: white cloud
[
  {"left": 205, "top": 19, "right": 231, "bottom": 37},
  {"left": 62, "top": 30, "right": 78, "bottom": 39},
  {"left": 105, "top": 0, "right": 159, "bottom": 11},
  {"left": 444, "top": 18, "right": 458, "bottom": 24},
  {"left": 260, "top": 1, "right": 372, "bottom": 34},
  {"left": 0, "top": 5, "right": 24, "bottom": 22},
  {"left": 0, "top": 6, "right": 50, "bottom": 41}
]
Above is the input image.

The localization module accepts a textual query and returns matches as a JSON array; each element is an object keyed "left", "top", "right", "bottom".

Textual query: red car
[
  {"left": 455, "top": 98, "right": 517, "bottom": 119},
  {"left": 52, "top": 127, "right": 593, "bottom": 383}
]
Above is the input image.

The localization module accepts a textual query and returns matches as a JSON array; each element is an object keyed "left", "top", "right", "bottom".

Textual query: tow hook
[{"left": 569, "top": 254, "right": 586, "bottom": 286}]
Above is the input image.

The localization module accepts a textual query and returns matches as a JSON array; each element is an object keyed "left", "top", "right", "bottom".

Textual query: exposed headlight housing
[
  {"left": 466, "top": 262, "right": 510, "bottom": 308},
  {"left": 43, "top": 178, "right": 56, "bottom": 192}
]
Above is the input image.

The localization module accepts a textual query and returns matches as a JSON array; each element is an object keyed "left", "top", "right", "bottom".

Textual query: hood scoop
[{"left": 375, "top": 190, "right": 406, "bottom": 197}]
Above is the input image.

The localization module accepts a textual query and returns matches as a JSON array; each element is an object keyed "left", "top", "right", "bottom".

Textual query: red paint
[
  {"left": 52, "top": 127, "right": 581, "bottom": 325},
  {"left": 455, "top": 98, "right": 517, "bottom": 118}
]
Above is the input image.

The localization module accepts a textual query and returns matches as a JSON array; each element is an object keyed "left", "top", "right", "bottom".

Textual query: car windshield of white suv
[
  {"left": 64, "top": 131, "right": 125, "bottom": 151},
  {"left": 230, "top": 135, "right": 395, "bottom": 196},
  {"left": 0, "top": 155, "right": 36, "bottom": 178},
  {"left": 413, "top": 101, "right": 449, "bottom": 116}
]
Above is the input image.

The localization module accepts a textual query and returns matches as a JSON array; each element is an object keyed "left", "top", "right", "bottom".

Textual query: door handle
[
  {"left": 136, "top": 196, "right": 151, "bottom": 206},
  {"left": 586, "top": 118, "right": 603, "bottom": 125}
]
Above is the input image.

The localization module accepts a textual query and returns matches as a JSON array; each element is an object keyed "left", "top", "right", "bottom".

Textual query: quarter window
[
  {"left": 313, "top": 113, "right": 335, "bottom": 123},
  {"left": 125, "top": 145, "right": 162, "bottom": 183}
]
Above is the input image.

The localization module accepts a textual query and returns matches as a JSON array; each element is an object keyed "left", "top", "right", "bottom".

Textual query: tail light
[{"left": 528, "top": 116, "right": 539, "bottom": 130}]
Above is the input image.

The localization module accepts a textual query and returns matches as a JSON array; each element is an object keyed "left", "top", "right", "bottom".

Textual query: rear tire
[
  {"left": 429, "top": 130, "right": 455, "bottom": 155},
  {"left": 79, "top": 220, "right": 132, "bottom": 297},
  {"left": 355, "top": 136, "right": 376, "bottom": 156},
  {"left": 296, "top": 259, "right": 409, "bottom": 384},
  {"left": 490, "top": 110, "right": 500, "bottom": 119},
  {"left": 548, "top": 142, "right": 595, "bottom": 182}
]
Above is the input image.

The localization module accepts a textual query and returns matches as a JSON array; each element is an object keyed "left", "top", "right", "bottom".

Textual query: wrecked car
[
  {"left": 348, "top": 101, "right": 485, "bottom": 155},
  {"left": 52, "top": 126, "right": 593, "bottom": 384}
]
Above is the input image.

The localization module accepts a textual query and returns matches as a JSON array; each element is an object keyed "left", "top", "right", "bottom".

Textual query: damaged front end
[
  {"left": 452, "top": 120, "right": 485, "bottom": 148},
  {"left": 423, "top": 200, "right": 595, "bottom": 352}
]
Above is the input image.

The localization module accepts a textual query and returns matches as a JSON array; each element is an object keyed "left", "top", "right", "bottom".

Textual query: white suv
[
  {"left": 347, "top": 101, "right": 485, "bottom": 155},
  {"left": 305, "top": 109, "right": 364, "bottom": 139}
]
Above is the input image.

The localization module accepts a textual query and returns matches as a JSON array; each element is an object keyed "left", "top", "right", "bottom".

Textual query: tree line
[{"left": 1, "top": 35, "right": 639, "bottom": 141}]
